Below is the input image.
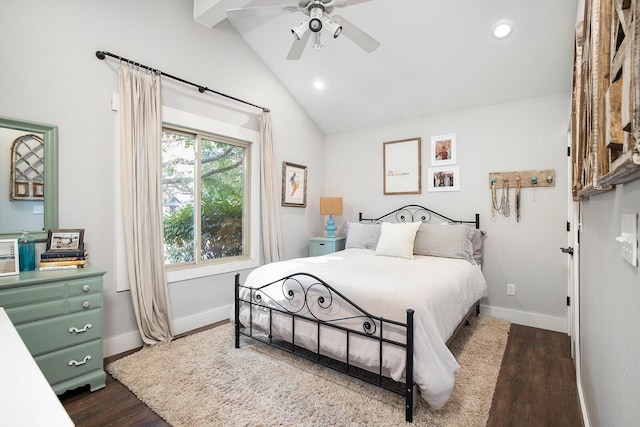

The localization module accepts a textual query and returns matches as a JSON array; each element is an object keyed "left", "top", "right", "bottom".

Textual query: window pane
[
  {"left": 162, "top": 131, "right": 195, "bottom": 264},
  {"left": 200, "top": 138, "right": 245, "bottom": 260}
]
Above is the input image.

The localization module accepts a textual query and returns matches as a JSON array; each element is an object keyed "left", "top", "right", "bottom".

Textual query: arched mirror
[{"left": 0, "top": 116, "right": 58, "bottom": 242}]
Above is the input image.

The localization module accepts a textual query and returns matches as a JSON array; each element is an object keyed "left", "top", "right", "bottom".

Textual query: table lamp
[{"left": 320, "top": 197, "right": 343, "bottom": 238}]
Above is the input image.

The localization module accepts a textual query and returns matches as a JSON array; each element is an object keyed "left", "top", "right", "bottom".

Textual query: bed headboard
[{"left": 358, "top": 204, "right": 480, "bottom": 229}]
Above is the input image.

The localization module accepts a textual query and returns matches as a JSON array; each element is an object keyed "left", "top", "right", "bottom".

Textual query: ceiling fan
[{"left": 227, "top": 0, "right": 380, "bottom": 60}]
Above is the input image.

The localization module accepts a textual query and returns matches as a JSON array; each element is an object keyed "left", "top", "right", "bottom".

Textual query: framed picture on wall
[
  {"left": 0, "top": 239, "right": 19, "bottom": 276},
  {"left": 431, "top": 133, "right": 456, "bottom": 166},
  {"left": 383, "top": 137, "right": 422, "bottom": 195},
  {"left": 428, "top": 165, "right": 460, "bottom": 192},
  {"left": 282, "top": 161, "right": 307, "bottom": 207}
]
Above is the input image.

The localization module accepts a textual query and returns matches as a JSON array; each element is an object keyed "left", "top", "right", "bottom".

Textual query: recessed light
[
  {"left": 492, "top": 19, "right": 513, "bottom": 39},
  {"left": 314, "top": 80, "right": 324, "bottom": 90}
]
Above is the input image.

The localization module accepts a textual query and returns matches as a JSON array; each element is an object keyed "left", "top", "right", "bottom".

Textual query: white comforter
[{"left": 234, "top": 248, "right": 487, "bottom": 409}]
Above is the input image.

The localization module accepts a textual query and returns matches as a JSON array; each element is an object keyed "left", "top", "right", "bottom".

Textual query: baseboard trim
[
  {"left": 103, "top": 305, "right": 232, "bottom": 357},
  {"left": 480, "top": 304, "right": 567, "bottom": 333},
  {"left": 577, "top": 376, "right": 591, "bottom": 427}
]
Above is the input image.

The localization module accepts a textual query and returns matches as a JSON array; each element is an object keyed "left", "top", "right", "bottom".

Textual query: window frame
[
  {"left": 161, "top": 125, "right": 250, "bottom": 268},
  {"left": 161, "top": 107, "right": 261, "bottom": 283}
]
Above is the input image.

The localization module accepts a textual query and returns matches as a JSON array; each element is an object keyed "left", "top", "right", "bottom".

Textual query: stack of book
[{"left": 39, "top": 249, "right": 89, "bottom": 271}]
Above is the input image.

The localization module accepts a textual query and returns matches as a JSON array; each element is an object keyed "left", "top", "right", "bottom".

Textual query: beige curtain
[
  {"left": 259, "top": 111, "right": 283, "bottom": 263},
  {"left": 119, "top": 66, "right": 174, "bottom": 345}
]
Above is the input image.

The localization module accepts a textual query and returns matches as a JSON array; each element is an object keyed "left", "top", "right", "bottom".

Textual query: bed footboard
[{"left": 234, "top": 272, "right": 417, "bottom": 422}]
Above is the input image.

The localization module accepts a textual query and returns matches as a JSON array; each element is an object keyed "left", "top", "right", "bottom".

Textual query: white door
[{"left": 565, "top": 133, "right": 580, "bottom": 364}]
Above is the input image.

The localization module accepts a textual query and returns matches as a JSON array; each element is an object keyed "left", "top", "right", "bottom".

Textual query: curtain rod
[{"left": 95, "top": 50, "right": 269, "bottom": 113}]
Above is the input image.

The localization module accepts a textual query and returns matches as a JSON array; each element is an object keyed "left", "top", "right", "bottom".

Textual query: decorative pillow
[
  {"left": 345, "top": 222, "right": 382, "bottom": 250},
  {"left": 471, "top": 229, "right": 487, "bottom": 264},
  {"left": 375, "top": 221, "right": 421, "bottom": 259},
  {"left": 413, "top": 223, "right": 475, "bottom": 263}
]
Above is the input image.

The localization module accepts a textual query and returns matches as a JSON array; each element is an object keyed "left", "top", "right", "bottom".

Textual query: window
[
  {"left": 114, "top": 100, "right": 261, "bottom": 290},
  {"left": 162, "top": 126, "right": 250, "bottom": 268}
]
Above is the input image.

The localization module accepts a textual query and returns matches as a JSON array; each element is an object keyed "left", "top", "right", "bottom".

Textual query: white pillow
[
  {"left": 345, "top": 222, "right": 382, "bottom": 250},
  {"left": 375, "top": 221, "right": 421, "bottom": 259}
]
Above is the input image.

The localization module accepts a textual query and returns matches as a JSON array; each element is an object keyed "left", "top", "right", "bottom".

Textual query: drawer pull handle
[
  {"left": 69, "top": 324, "right": 92, "bottom": 334},
  {"left": 82, "top": 284, "right": 90, "bottom": 292},
  {"left": 82, "top": 301, "right": 91, "bottom": 309},
  {"left": 68, "top": 355, "right": 92, "bottom": 367}
]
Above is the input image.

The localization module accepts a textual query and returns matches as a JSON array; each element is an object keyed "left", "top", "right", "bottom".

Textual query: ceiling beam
[{"left": 193, "top": 0, "right": 254, "bottom": 28}]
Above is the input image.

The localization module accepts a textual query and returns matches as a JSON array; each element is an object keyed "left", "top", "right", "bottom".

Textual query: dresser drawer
[
  {"left": 16, "top": 309, "right": 103, "bottom": 356},
  {"left": 0, "top": 283, "right": 65, "bottom": 308},
  {"left": 309, "top": 237, "right": 346, "bottom": 256},
  {"left": 4, "top": 300, "right": 67, "bottom": 325},
  {"left": 67, "top": 278, "right": 102, "bottom": 296},
  {"left": 35, "top": 340, "right": 104, "bottom": 386},
  {"left": 68, "top": 293, "right": 102, "bottom": 313}
]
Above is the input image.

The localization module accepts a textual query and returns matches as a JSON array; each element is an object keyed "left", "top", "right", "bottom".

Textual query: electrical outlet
[{"left": 507, "top": 283, "right": 516, "bottom": 295}]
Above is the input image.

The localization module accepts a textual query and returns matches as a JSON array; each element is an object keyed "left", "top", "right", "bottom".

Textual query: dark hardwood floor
[
  {"left": 487, "top": 324, "right": 584, "bottom": 427},
  {"left": 59, "top": 322, "right": 583, "bottom": 426}
]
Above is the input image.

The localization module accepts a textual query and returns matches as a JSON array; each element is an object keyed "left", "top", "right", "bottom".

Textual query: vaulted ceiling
[{"left": 195, "top": 0, "right": 579, "bottom": 134}]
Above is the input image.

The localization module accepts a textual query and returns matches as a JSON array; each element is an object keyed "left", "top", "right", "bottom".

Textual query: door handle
[{"left": 560, "top": 247, "right": 574, "bottom": 256}]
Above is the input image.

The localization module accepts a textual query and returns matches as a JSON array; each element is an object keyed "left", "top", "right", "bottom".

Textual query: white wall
[
  {"left": 580, "top": 181, "right": 640, "bottom": 426},
  {"left": 0, "top": 0, "right": 324, "bottom": 355},
  {"left": 325, "top": 92, "right": 571, "bottom": 331}
]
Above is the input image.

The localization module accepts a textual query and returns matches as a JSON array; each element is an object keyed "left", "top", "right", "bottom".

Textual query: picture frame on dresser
[
  {"left": 46, "top": 229, "right": 84, "bottom": 252},
  {"left": 0, "top": 239, "right": 19, "bottom": 276}
]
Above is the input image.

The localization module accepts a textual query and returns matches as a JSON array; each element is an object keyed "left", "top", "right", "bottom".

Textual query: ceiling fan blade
[
  {"left": 287, "top": 31, "right": 311, "bottom": 60},
  {"left": 227, "top": 5, "right": 300, "bottom": 19},
  {"left": 333, "top": 15, "right": 380, "bottom": 53},
  {"left": 330, "top": 0, "right": 376, "bottom": 8}
]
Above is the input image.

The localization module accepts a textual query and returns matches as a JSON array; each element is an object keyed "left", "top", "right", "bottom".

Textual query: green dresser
[{"left": 0, "top": 266, "right": 107, "bottom": 395}]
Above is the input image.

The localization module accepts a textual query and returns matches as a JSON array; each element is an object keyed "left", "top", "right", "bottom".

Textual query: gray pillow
[
  {"left": 345, "top": 222, "right": 382, "bottom": 250},
  {"left": 413, "top": 223, "right": 475, "bottom": 263},
  {"left": 471, "top": 229, "right": 487, "bottom": 264}
]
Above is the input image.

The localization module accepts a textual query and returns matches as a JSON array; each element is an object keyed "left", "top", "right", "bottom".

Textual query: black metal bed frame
[{"left": 234, "top": 205, "right": 480, "bottom": 423}]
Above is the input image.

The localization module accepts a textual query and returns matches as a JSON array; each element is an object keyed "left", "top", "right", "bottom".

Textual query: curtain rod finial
[{"left": 96, "top": 51, "right": 106, "bottom": 60}]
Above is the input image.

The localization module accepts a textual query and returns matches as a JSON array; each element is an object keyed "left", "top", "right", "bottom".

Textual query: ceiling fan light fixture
[
  {"left": 291, "top": 21, "right": 308, "bottom": 40},
  {"left": 308, "top": 6, "right": 323, "bottom": 32},
  {"left": 322, "top": 16, "right": 342, "bottom": 38},
  {"left": 309, "top": 18, "right": 322, "bottom": 32}
]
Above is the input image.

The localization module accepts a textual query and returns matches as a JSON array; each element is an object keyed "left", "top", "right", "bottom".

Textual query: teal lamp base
[{"left": 324, "top": 215, "right": 337, "bottom": 238}]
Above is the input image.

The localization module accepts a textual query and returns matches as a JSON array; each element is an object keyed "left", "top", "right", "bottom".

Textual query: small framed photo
[
  {"left": 428, "top": 166, "right": 460, "bottom": 192},
  {"left": 46, "top": 229, "right": 85, "bottom": 252},
  {"left": 431, "top": 133, "right": 456, "bottom": 166},
  {"left": 0, "top": 239, "right": 19, "bottom": 276},
  {"left": 282, "top": 162, "right": 307, "bottom": 207}
]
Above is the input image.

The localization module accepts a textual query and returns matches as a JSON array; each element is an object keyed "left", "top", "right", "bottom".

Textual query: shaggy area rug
[{"left": 107, "top": 316, "right": 510, "bottom": 427}]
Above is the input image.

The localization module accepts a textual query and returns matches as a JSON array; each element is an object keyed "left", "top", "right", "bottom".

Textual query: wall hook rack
[{"left": 488, "top": 169, "right": 556, "bottom": 189}]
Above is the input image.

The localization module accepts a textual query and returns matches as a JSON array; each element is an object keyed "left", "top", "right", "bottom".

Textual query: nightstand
[{"left": 309, "top": 236, "right": 346, "bottom": 257}]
